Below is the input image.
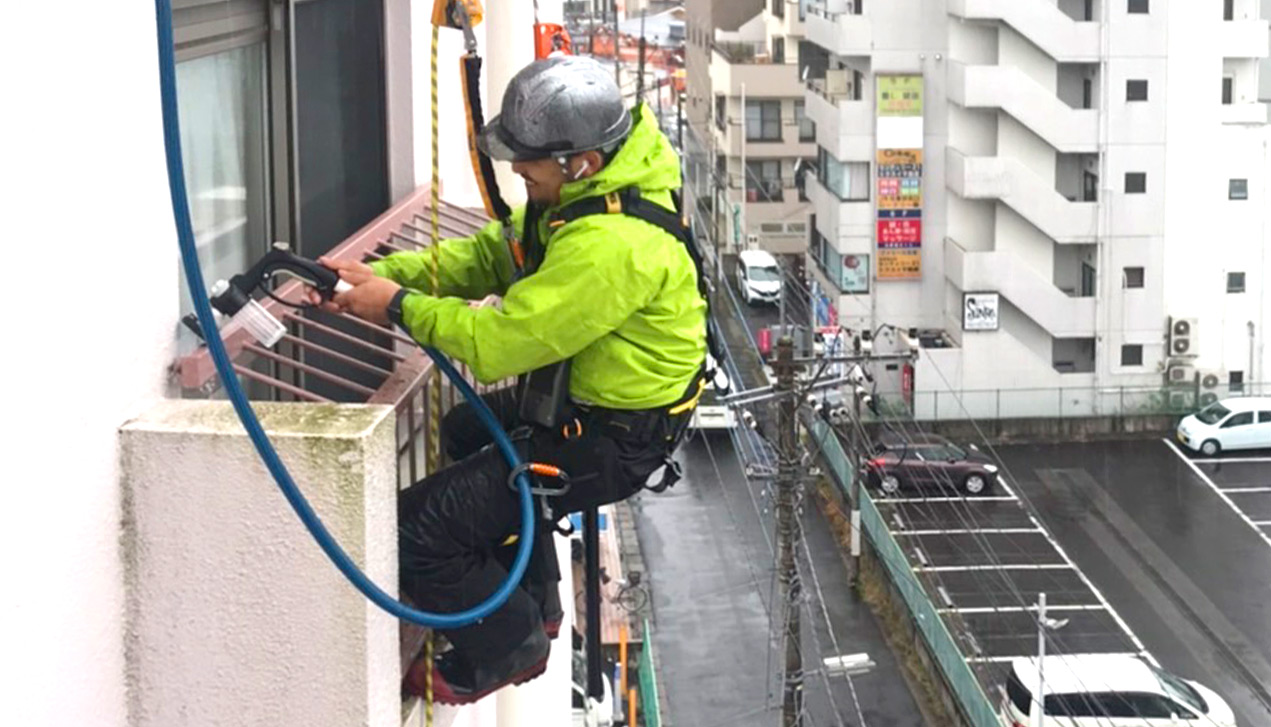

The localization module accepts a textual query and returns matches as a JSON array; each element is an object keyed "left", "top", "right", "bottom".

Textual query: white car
[
  {"left": 735, "top": 249, "right": 781, "bottom": 305},
  {"left": 1176, "top": 396, "right": 1271, "bottom": 456},
  {"left": 1002, "top": 654, "right": 1236, "bottom": 727}
]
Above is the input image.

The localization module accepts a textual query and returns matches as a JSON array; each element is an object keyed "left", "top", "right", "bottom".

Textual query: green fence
[
  {"left": 809, "top": 419, "right": 1002, "bottom": 727},
  {"left": 639, "top": 618, "right": 662, "bottom": 727}
]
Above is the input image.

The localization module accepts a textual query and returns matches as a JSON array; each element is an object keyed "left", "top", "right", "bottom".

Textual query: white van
[
  {"left": 1002, "top": 654, "right": 1235, "bottom": 727},
  {"left": 735, "top": 249, "right": 781, "bottom": 305},
  {"left": 1176, "top": 396, "right": 1271, "bottom": 456}
]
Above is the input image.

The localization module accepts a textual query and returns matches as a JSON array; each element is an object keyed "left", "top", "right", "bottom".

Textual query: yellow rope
[{"left": 425, "top": 21, "right": 442, "bottom": 727}]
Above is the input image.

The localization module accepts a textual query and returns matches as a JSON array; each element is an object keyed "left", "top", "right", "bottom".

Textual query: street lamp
[{"left": 1032, "top": 592, "right": 1070, "bottom": 727}]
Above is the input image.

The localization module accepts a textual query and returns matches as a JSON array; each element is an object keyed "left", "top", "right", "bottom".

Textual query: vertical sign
[{"left": 875, "top": 75, "right": 924, "bottom": 280}]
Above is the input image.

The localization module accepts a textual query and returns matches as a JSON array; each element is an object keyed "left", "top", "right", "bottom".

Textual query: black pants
[{"left": 398, "top": 387, "right": 674, "bottom": 666}]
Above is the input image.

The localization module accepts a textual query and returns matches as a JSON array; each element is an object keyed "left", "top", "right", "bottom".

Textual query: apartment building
[
  {"left": 685, "top": 0, "right": 818, "bottom": 256},
  {"left": 801, "top": 0, "right": 1271, "bottom": 416}
]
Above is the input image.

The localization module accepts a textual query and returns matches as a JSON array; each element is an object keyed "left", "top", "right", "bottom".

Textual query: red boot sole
[{"left": 430, "top": 656, "right": 550, "bottom": 705}]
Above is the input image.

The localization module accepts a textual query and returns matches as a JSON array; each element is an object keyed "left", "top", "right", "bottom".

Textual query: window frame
[
  {"left": 1126, "top": 79, "right": 1149, "bottom": 102},
  {"left": 745, "top": 99, "right": 784, "bottom": 142},
  {"left": 744, "top": 158, "right": 783, "bottom": 202},
  {"left": 1123, "top": 266, "right": 1145, "bottom": 289},
  {"left": 794, "top": 100, "right": 816, "bottom": 142},
  {"left": 1228, "top": 271, "right": 1246, "bottom": 293},
  {"left": 1120, "top": 344, "right": 1144, "bottom": 367},
  {"left": 1223, "top": 411, "right": 1254, "bottom": 428}
]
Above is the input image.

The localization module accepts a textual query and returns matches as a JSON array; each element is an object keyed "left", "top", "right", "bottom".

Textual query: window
[
  {"left": 772, "top": 36, "right": 785, "bottom": 63},
  {"left": 818, "top": 148, "right": 870, "bottom": 201},
  {"left": 745, "top": 159, "right": 783, "bottom": 202},
  {"left": 1223, "top": 76, "right": 1234, "bottom": 104},
  {"left": 1121, "top": 344, "right": 1143, "bottom": 366},
  {"left": 715, "top": 94, "right": 727, "bottom": 131},
  {"left": 1125, "top": 172, "right": 1147, "bottom": 194},
  {"left": 1230, "top": 178, "right": 1249, "bottom": 200},
  {"left": 1258, "top": 411, "right": 1271, "bottom": 424},
  {"left": 1230, "top": 371, "right": 1245, "bottom": 393},
  {"left": 1225, "top": 0, "right": 1235, "bottom": 20},
  {"left": 746, "top": 100, "right": 783, "bottom": 141},
  {"left": 1228, "top": 271, "right": 1246, "bottom": 292},
  {"left": 772, "top": 0, "right": 784, "bottom": 19},
  {"left": 1223, "top": 411, "right": 1253, "bottom": 428},
  {"left": 1126, "top": 79, "right": 1149, "bottom": 101},
  {"left": 1123, "top": 266, "right": 1145, "bottom": 288},
  {"left": 795, "top": 157, "right": 815, "bottom": 201},
  {"left": 1128, "top": 0, "right": 1149, "bottom": 13},
  {"left": 794, "top": 101, "right": 815, "bottom": 142}
]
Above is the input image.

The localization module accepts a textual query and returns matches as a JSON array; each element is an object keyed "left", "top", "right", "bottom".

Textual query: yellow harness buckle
[{"left": 604, "top": 192, "right": 622, "bottom": 214}]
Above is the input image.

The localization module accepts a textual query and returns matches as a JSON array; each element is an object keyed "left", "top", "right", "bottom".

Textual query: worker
[{"left": 309, "top": 55, "right": 707, "bottom": 704}]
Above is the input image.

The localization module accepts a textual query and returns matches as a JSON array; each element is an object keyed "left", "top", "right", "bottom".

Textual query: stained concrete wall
[{"left": 120, "top": 401, "right": 400, "bottom": 727}]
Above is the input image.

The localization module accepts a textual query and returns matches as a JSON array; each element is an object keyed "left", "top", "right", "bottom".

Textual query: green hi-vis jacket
[{"left": 370, "top": 105, "right": 707, "bottom": 410}]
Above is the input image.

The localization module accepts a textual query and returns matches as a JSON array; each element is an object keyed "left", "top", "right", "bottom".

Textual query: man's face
[{"left": 511, "top": 157, "right": 569, "bottom": 205}]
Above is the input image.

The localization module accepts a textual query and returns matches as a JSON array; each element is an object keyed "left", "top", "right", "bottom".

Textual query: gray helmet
[{"left": 477, "top": 56, "right": 633, "bottom": 162}]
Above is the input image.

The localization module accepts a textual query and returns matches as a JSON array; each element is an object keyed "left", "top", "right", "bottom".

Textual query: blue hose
[{"left": 154, "top": 0, "right": 535, "bottom": 629}]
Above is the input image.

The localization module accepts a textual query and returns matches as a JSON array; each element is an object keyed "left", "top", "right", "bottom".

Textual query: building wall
[
  {"left": 805, "top": 0, "right": 1271, "bottom": 403},
  {"left": 5, "top": 5, "right": 179, "bottom": 725}
]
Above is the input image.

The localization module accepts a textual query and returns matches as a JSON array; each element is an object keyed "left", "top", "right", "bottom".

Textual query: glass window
[
  {"left": 1126, "top": 79, "right": 1149, "bottom": 101},
  {"left": 1258, "top": 411, "right": 1271, "bottom": 424},
  {"left": 1121, "top": 344, "right": 1143, "bottom": 366},
  {"left": 1223, "top": 411, "right": 1254, "bottom": 428},
  {"left": 1125, "top": 172, "right": 1147, "bottom": 194},
  {"left": 745, "top": 159, "right": 782, "bottom": 202},
  {"left": 1228, "top": 271, "right": 1246, "bottom": 293},
  {"left": 746, "top": 100, "right": 783, "bottom": 141},
  {"left": 1223, "top": 76, "right": 1234, "bottom": 105},
  {"left": 1128, "top": 0, "right": 1149, "bottom": 13},
  {"left": 818, "top": 147, "right": 870, "bottom": 201},
  {"left": 1197, "top": 402, "right": 1231, "bottom": 425},
  {"left": 715, "top": 94, "right": 727, "bottom": 131},
  {"left": 1230, "top": 371, "right": 1245, "bottom": 393},
  {"left": 1123, "top": 266, "right": 1144, "bottom": 288},
  {"left": 794, "top": 101, "right": 815, "bottom": 142},
  {"left": 1229, "top": 178, "right": 1248, "bottom": 200},
  {"left": 176, "top": 43, "right": 270, "bottom": 350}
]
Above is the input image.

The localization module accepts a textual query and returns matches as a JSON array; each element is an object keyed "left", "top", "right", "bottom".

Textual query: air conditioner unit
[
  {"left": 1200, "top": 391, "right": 1220, "bottom": 407},
  {"left": 1166, "top": 363, "right": 1196, "bottom": 385},
  {"left": 1201, "top": 371, "right": 1225, "bottom": 390},
  {"left": 1168, "top": 317, "right": 1198, "bottom": 357},
  {"left": 1167, "top": 390, "right": 1193, "bottom": 411},
  {"left": 825, "top": 68, "right": 849, "bottom": 97}
]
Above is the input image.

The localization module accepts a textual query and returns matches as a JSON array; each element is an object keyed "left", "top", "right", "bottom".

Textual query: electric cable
[{"left": 155, "top": 0, "right": 535, "bottom": 630}]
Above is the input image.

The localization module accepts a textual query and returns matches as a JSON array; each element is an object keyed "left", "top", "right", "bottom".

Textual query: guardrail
[{"left": 808, "top": 418, "right": 1003, "bottom": 727}]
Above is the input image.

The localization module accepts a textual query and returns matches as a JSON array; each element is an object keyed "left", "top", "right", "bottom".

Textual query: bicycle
[{"left": 575, "top": 567, "right": 650, "bottom": 615}]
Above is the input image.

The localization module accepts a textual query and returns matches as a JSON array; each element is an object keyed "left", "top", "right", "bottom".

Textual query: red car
[{"left": 864, "top": 432, "right": 999, "bottom": 495}]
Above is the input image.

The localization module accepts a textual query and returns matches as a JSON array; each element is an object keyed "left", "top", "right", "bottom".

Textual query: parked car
[
  {"left": 864, "top": 432, "right": 999, "bottom": 495},
  {"left": 735, "top": 249, "right": 781, "bottom": 305},
  {"left": 1001, "top": 654, "right": 1236, "bottom": 727},
  {"left": 1176, "top": 396, "right": 1271, "bottom": 456}
]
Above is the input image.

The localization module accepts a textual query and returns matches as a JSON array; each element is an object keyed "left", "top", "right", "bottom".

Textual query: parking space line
[
  {"left": 1191, "top": 456, "right": 1271, "bottom": 464},
  {"left": 938, "top": 604, "right": 1107, "bottom": 615},
  {"left": 914, "top": 564, "right": 1074, "bottom": 573},
  {"left": 1164, "top": 438, "right": 1271, "bottom": 551},
  {"left": 996, "top": 474, "right": 1154, "bottom": 663},
  {"left": 1255, "top": 520, "right": 1271, "bottom": 526},
  {"left": 1220, "top": 486, "right": 1271, "bottom": 494},
  {"left": 893, "top": 528, "right": 1043, "bottom": 536},
  {"left": 880, "top": 496, "right": 1018, "bottom": 503}
]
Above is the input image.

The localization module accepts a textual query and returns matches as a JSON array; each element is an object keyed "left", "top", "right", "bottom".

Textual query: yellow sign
[
  {"left": 877, "top": 249, "right": 922, "bottom": 279},
  {"left": 877, "top": 75, "right": 923, "bottom": 117}
]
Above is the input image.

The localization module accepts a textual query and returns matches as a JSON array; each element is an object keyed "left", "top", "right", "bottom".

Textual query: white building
[
  {"left": 801, "top": 0, "right": 1271, "bottom": 417},
  {"left": 4, "top": 2, "right": 608, "bottom": 726}
]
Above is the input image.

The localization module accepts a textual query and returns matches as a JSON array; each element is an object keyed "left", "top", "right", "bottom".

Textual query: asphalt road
[
  {"left": 995, "top": 439, "right": 1271, "bottom": 727},
  {"left": 632, "top": 430, "right": 926, "bottom": 727}
]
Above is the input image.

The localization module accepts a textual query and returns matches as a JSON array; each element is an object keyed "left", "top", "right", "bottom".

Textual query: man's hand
[{"left": 307, "top": 256, "right": 402, "bottom": 326}]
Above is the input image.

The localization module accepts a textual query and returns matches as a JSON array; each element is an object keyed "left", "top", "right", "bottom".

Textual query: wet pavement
[
  {"left": 995, "top": 439, "right": 1271, "bottom": 726},
  {"left": 633, "top": 430, "right": 928, "bottom": 727}
]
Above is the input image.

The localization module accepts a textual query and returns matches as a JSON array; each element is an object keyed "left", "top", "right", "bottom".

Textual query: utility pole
[
  {"left": 636, "top": 9, "right": 647, "bottom": 101},
  {"left": 773, "top": 336, "right": 804, "bottom": 727}
]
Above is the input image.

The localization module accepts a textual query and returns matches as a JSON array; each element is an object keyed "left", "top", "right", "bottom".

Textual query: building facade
[
  {"left": 685, "top": 0, "right": 817, "bottom": 257},
  {"left": 801, "top": 0, "right": 1271, "bottom": 417}
]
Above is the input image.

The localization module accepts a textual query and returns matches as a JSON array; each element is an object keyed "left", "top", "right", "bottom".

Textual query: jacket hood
[{"left": 556, "top": 103, "right": 682, "bottom": 209}]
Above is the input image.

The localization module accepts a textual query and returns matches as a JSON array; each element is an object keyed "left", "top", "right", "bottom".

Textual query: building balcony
[
  {"left": 948, "top": 62, "right": 1098, "bottom": 153},
  {"left": 947, "top": 0, "right": 1100, "bottom": 62},
  {"left": 804, "top": 81, "right": 873, "bottom": 162},
  {"left": 946, "top": 148, "right": 1098, "bottom": 243},
  {"left": 945, "top": 238, "right": 1096, "bottom": 338},
  {"left": 1221, "top": 101, "right": 1270, "bottom": 124},
  {"left": 710, "top": 45, "right": 801, "bottom": 96},
  {"left": 805, "top": 5, "right": 873, "bottom": 57},
  {"left": 1221, "top": 19, "right": 1271, "bottom": 58}
]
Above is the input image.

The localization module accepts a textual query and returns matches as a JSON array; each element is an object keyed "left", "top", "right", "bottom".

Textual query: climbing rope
[{"left": 425, "top": 19, "right": 443, "bottom": 727}]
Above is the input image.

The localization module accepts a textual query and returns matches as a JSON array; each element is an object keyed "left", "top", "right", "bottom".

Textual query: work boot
[{"left": 405, "top": 628, "right": 550, "bottom": 705}]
